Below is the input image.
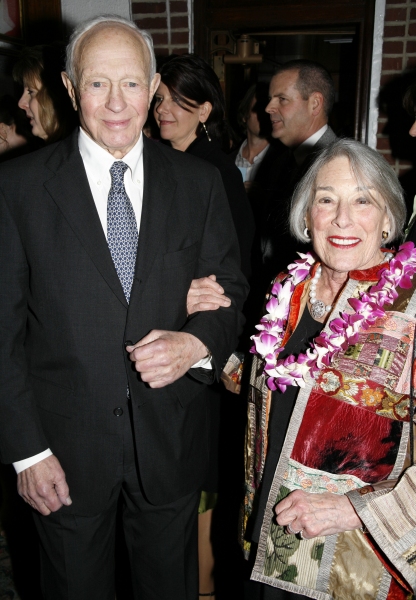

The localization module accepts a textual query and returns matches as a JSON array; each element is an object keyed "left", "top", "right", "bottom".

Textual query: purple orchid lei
[{"left": 250, "top": 242, "right": 416, "bottom": 393}]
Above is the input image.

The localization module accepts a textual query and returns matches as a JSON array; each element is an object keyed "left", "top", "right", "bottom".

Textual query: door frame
[{"left": 194, "top": 0, "right": 376, "bottom": 143}]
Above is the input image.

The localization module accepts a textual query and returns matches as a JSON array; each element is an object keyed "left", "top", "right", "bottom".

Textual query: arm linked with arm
[{"left": 180, "top": 169, "right": 249, "bottom": 382}]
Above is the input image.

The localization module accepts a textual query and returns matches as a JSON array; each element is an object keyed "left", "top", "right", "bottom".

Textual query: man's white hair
[{"left": 65, "top": 14, "right": 156, "bottom": 87}]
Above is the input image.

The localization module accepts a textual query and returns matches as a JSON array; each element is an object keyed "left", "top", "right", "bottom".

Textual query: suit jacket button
[{"left": 113, "top": 407, "right": 124, "bottom": 416}]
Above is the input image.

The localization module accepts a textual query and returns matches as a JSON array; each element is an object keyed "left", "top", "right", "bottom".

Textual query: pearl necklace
[
  {"left": 309, "top": 254, "right": 395, "bottom": 320},
  {"left": 309, "top": 266, "right": 332, "bottom": 319}
]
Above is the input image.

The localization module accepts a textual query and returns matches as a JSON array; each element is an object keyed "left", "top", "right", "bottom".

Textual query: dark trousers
[
  {"left": 245, "top": 580, "right": 309, "bottom": 600},
  {"left": 32, "top": 406, "right": 200, "bottom": 600}
]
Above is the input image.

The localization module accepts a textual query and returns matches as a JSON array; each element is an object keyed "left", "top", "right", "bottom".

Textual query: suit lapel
[
  {"left": 132, "top": 137, "right": 177, "bottom": 292},
  {"left": 43, "top": 133, "right": 128, "bottom": 308}
]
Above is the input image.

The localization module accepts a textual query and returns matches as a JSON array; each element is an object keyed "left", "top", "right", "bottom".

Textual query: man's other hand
[
  {"left": 17, "top": 455, "right": 71, "bottom": 516},
  {"left": 126, "top": 331, "right": 207, "bottom": 388}
]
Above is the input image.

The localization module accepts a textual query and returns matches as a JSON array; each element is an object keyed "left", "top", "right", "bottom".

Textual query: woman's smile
[{"left": 327, "top": 236, "right": 361, "bottom": 248}]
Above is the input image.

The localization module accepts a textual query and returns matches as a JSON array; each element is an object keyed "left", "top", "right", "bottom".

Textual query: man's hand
[
  {"left": 187, "top": 274, "right": 231, "bottom": 316},
  {"left": 126, "top": 330, "right": 207, "bottom": 388},
  {"left": 17, "top": 455, "right": 71, "bottom": 516},
  {"left": 274, "top": 489, "right": 362, "bottom": 540}
]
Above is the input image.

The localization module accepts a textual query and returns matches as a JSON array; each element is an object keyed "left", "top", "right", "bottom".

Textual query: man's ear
[
  {"left": 199, "top": 102, "right": 213, "bottom": 123},
  {"left": 148, "top": 73, "right": 161, "bottom": 108},
  {"left": 309, "top": 92, "right": 324, "bottom": 117},
  {"left": 61, "top": 72, "right": 78, "bottom": 111}
]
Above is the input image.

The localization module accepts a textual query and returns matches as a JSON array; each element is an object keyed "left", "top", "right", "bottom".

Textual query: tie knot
[{"left": 110, "top": 161, "right": 129, "bottom": 180}]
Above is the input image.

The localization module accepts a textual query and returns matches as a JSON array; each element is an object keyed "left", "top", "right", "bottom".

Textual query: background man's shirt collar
[{"left": 293, "top": 124, "right": 328, "bottom": 166}]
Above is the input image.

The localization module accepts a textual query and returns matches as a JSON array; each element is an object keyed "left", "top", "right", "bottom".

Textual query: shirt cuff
[
  {"left": 191, "top": 356, "right": 213, "bottom": 370},
  {"left": 13, "top": 449, "right": 53, "bottom": 474}
]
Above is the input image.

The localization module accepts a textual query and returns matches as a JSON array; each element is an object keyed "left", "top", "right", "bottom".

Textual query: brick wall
[
  {"left": 377, "top": 0, "right": 416, "bottom": 178},
  {"left": 132, "top": 1, "right": 191, "bottom": 56}
]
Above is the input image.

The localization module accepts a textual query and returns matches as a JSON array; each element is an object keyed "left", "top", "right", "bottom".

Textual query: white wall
[
  {"left": 368, "top": 0, "right": 386, "bottom": 148},
  {"left": 61, "top": 0, "right": 131, "bottom": 33}
]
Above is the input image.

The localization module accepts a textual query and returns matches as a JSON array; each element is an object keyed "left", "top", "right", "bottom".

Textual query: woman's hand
[
  {"left": 187, "top": 274, "right": 231, "bottom": 316},
  {"left": 275, "top": 489, "right": 362, "bottom": 539}
]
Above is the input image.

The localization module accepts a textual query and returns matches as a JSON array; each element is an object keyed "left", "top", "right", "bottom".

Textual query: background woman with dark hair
[
  {"left": 14, "top": 44, "right": 78, "bottom": 143},
  {"left": 234, "top": 84, "right": 274, "bottom": 192},
  {"left": 154, "top": 54, "right": 254, "bottom": 599},
  {"left": 154, "top": 53, "right": 254, "bottom": 280}
]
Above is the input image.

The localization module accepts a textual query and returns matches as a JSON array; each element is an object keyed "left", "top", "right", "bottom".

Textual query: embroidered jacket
[{"left": 242, "top": 261, "right": 416, "bottom": 600}]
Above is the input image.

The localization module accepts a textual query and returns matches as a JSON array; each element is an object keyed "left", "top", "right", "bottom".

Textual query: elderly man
[
  {"left": 0, "top": 15, "right": 247, "bottom": 600},
  {"left": 259, "top": 59, "right": 337, "bottom": 280}
]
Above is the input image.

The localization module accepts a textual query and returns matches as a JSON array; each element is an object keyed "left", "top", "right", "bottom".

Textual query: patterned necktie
[{"left": 107, "top": 161, "right": 139, "bottom": 303}]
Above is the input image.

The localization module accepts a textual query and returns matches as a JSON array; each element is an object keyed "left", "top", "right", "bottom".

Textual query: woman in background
[
  {"left": 154, "top": 53, "right": 254, "bottom": 280},
  {"left": 154, "top": 54, "right": 254, "bottom": 599},
  {"left": 233, "top": 83, "right": 276, "bottom": 202},
  {"left": 14, "top": 44, "right": 77, "bottom": 143}
]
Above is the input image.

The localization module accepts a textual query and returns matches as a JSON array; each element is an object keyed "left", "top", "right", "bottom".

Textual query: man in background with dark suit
[
  {"left": 259, "top": 59, "right": 337, "bottom": 280},
  {"left": 0, "top": 15, "right": 247, "bottom": 600}
]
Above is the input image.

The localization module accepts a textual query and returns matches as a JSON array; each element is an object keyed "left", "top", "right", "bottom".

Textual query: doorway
[{"left": 194, "top": 0, "right": 376, "bottom": 142}]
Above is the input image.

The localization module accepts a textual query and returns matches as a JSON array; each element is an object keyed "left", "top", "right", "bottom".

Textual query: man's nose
[
  {"left": 265, "top": 100, "right": 273, "bottom": 114},
  {"left": 106, "top": 85, "right": 127, "bottom": 112},
  {"left": 409, "top": 120, "right": 416, "bottom": 137}
]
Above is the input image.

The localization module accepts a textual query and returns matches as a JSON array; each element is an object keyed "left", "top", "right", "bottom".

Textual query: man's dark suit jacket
[
  {"left": 259, "top": 126, "right": 338, "bottom": 280},
  {"left": 0, "top": 131, "right": 248, "bottom": 516}
]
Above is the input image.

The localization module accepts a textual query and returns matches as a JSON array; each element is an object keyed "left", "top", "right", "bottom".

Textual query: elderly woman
[
  {"left": 14, "top": 44, "right": 77, "bottom": 142},
  {"left": 189, "top": 138, "right": 416, "bottom": 600}
]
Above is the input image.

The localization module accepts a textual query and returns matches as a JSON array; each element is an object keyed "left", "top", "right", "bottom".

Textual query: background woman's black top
[{"left": 186, "top": 134, "right": 255, "bottom": 280}]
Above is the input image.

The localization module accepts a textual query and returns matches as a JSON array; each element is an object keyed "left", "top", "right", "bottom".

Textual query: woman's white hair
[
  {"left": 65, "top": 14, "right": 156, "bottom": 87},
  {"left": 290, "top": 138, "right": 406, "bottom": 245}
]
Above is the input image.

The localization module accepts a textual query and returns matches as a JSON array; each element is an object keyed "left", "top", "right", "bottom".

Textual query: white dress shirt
[
  {"left": 293, "top": 124, "right": 328, "bottom": 166},
  {"left": 234, "top": 140, "right": 270, "bottom": 182},
  {"left": 79, "top": 128, "right": 144, "bottom": 235},
  {"left": 14, "top": 128, "right": 210, "bottom": 474}
]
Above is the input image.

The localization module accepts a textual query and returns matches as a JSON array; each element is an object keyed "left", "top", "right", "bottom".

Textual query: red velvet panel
[{"left": 291, "top": 392, "right": 402, "bottom": 483}]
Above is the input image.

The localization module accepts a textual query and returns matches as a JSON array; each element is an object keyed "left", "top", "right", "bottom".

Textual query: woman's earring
[
  {"left": 382, "top": 231, "right": 389, "bottom": 240},
  {"left": 202, "top": 122, "right": 211, "bottom": 142},
  {"left": 304, "top": 227, "right": 310, "bottom": 239}
]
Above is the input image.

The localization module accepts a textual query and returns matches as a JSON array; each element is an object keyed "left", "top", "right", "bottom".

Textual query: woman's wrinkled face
[
  {"left": 308, "top": 156, "right": 390, "bottom": 274},
  {"left": 18, "top": 78, "right": 48, "bottom": 140},
  {"left": 153, "top": 81, "right": 211, "bottom": 151}
]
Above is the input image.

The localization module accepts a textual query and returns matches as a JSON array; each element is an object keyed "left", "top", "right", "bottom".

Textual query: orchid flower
[{"left": 252, "top": 244, "right": 416, "bottom": 392}]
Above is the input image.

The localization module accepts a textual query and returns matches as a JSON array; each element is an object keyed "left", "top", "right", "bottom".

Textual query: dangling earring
[
  {"left": 304, "top": 227, "right": 310, "bottom": 239},
  {"left": 382, "top": 231, "right": 389, "bottom": 240},
  {"left": 202, "top": 122, "right": 211, "bottom": 142}
]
